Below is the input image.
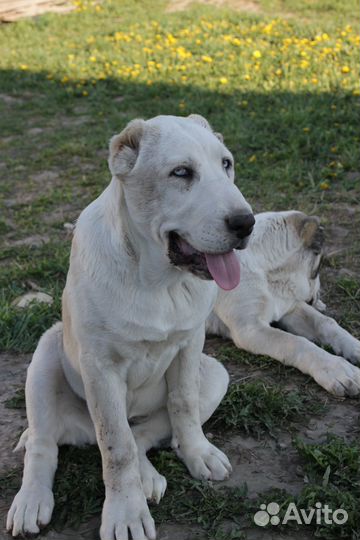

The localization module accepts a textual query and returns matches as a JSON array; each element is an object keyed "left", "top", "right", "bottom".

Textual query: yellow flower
[
  {"left": 167, "top": 33, "right": 177, "bottom": 45},
  {"left": 219, "top": 77, "right": 228, "bottom": 85},
  {"left": 330, "top": 146, "right": 338, "bottom": 153},
  {"left": 20, "top": 64, "right": 28, "bottom": 70},
  {"left": 248, "top": 154, "right": 257, "bottom": 163},
  {"left": 89, "top": 56, "right": 97, "bottom": 62},
  {"left": 244, "top": 74, "right": 251, "bottom": 81},
  {"left": 275, "top": 68, "right": 282, "bottom": 76},
  {"left": 303, "top": 127, "right": 310, "bottom": 133},
  {"left": 300, "top": 60, "right": 309, "bottom": 69},
  {"left": 311, "top": 77, "right": 318, "bottom": 84},
  {"left": 177, "top": 46, "right": 192, "bottom": 59},
  {"left": 82, "top": 90, "right": 88, "bottom": 96},
  {"left": 253, "top": 50, "right": 262, "bottom": 59},
  {"left": 319, "top": 181, "right": 330, "bottom": 190},
  {"left": 201, "top": 55, "right": 213, "bottom": 63},
  {"left": 341, "top": 65, "right": 350, "bottom": 74}
]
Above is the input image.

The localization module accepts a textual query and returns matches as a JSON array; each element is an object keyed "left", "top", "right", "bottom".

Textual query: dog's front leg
[
  {"left": 80, "top": 352, "right": 155, "bottom": 540},
  {"left": 280, "top": 302, "right": 360, "bottom": 365},
  {"left": 166, "top": 328, "right": 232, "bottom": 481},
  {"left": 230, "top": 323, "right": 360, "bottom": 397}
]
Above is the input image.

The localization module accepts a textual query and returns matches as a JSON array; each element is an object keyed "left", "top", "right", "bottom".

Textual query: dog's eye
[
  {"left": 222, "top": 158, "right": 232, "bottom": 171},
  {"left": 171, "top": 166, "right": 193, "bottom": 179}
]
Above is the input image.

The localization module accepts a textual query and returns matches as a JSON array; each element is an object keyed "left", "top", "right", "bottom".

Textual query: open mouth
[{"left": 168, "top": 232, "right": 241, "bottom": 291}]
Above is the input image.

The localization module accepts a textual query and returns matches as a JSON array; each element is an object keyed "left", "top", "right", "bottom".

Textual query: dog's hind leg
[
  {"left": 131, "top": 354, "right": 229, "bottom": 502},
  {"left": 6, "top": 322, "right": 95, "bottom": 538},
  {"left": 279, "top": 301, "right": 360, "bottom": 365}
]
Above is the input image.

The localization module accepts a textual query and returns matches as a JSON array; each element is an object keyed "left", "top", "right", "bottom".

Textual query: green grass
[
  {"left": 4, "top": 387, "right": 25, "bottom": 409},
  {"left": 0, "top": 1, "right": 359, "bottom": 539},
  {"left": 209, "top": 380, "right": 323, "bottom": 437}
]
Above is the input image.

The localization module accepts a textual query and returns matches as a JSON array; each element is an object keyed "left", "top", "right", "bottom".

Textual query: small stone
[
  {"left": 8, "top": 235, "right": 49, "bottom": 248},
  {"left": 27, "top": 127, "right": 44, "bottom": 136},
  {"left": 12, "top": 292, "right": 53, "bottom": 308}
]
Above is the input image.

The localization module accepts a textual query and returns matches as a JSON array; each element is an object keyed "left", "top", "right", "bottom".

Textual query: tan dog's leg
[
  {"left": 228, "top": 320, "right": 360, "bottom": 397},
  {"left": 7, "top": 324, "right": 62, "bottom": 537},
  {"left": 79, "top": 352, "right": 156, "bottom": 540},
  {"left": 7, "top": 323, "right": 97, "bottom": 538},
  {"left": 132, "top": 353, "right": 230, "bottom": 499},
  {"left": 166, "top": 334, "right": 232, "bottom": 481},
  {"left": 279, "top": 302, "right": 360, "bottom": 365}
]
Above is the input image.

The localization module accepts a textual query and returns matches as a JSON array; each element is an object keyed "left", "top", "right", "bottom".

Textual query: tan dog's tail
[{"left": 14, "top": 428, "right": 29, "bottom": 452}]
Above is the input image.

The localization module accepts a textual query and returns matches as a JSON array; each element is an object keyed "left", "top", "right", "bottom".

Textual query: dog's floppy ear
[
  {"left": 187, "top": 113, "right": 224, "bottom": 143},
  {"left": 108, "top": 119, "right": 145, "bottom": 177},
  {"left": 295, "top": 215, "right": 324, "bottom": 254}
]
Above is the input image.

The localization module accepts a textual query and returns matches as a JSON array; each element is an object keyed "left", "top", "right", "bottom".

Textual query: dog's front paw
[
  {"left": 176, "top": 439, "right": 232, "bottom": 481},
  {"left": 6, "top": 484, "right": 54, "bottom": 537},
  {"left": 314, "top": 356, "right": 360, "bottom": 397},
  {"left": 342, "top": 340, "right": 360, "bottom": 366},
  {"left": 100, "top": 490, "right": 156, "bottom": 540},
  {"left": 139, "top": 454, "right": 167, "bottom": 504}
]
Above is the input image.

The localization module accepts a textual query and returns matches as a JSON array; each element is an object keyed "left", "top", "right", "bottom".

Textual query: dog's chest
[
  {"left": 123, "top": 332, "right": 188, "bottom": 389},
  {"left": 109, "top": 278, "right": 216, "bottom": 341}
]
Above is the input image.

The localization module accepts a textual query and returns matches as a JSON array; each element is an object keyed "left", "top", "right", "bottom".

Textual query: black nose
[{"left": 226, "top": 213, "right": 255, "bottom": 239}]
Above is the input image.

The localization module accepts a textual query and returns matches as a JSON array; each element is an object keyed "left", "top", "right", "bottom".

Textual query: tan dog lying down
[{"left": 207, "top": 210, "right": 360, "bottom": 397}]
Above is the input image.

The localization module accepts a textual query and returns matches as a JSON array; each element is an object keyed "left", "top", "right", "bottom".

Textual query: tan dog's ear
[
  {"left": 187, "top": 113, "right": 224, "bottom": 143},
  {"left": 293, "top": 214, "right": 324, "bottom": 253},
  {"left": 109, "top": 119, "right": 145, "bottom": 177}
]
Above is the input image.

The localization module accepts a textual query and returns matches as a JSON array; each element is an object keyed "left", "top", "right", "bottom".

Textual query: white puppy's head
[
  {"left": 108, "top": 114, "right": 254, "bottom": 290},
  {"left": 252, "top": 211, "right": 325, "bottom": 307}
]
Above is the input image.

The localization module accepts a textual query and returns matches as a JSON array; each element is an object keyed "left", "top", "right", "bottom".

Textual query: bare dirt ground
[{"left": 166, "top": 0, "right": 261, "bottom": 13}]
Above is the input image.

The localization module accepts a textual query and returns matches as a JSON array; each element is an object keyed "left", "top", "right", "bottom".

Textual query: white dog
[
  {"left": 207, "top": 210, "right": 360, "bottom": 397},
  {"left": 7, "top": 114, "right": 255, "bottom": 540}
]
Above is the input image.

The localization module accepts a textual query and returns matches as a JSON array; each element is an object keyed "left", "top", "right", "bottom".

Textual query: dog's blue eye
[
  {"left": 223, "top": 158, "right": 232, "bottom": 170},
  {"left": 171, "top": 167, "right": 192, "bottom": 178}
]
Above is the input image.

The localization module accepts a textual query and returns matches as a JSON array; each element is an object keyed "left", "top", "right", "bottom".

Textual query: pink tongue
[{"left": 205, "top": 250, "right": 240, "bottom": 291}]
